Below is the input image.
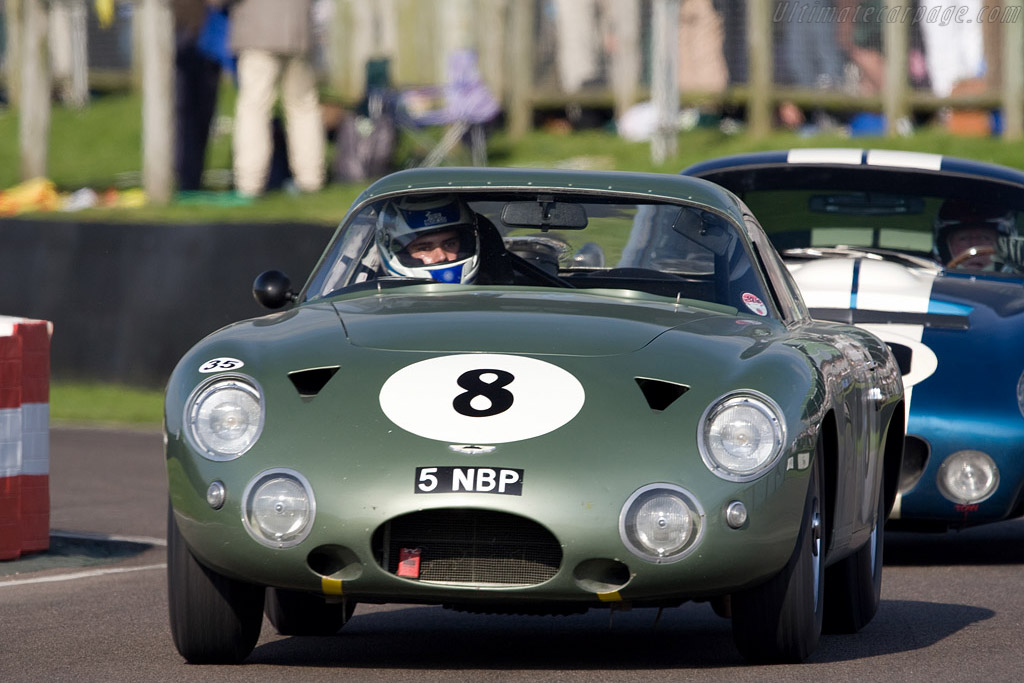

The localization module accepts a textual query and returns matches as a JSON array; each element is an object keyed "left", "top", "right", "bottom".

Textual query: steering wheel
[{"left": 946, "top": 246, "right": 996, "bottom": 269}]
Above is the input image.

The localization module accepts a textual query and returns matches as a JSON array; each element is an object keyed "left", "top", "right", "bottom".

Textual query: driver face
[
  {"left": 947, "top": 225, "right": 998, "bottom": 269},
  {"left": 405, "top": 228, "right": 461, "bottom": 265}
]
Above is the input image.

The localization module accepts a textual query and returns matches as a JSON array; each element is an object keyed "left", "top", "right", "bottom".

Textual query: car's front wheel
[
  {"left": 167, "top": 508, "right": 265, "bottom": 664},
  {"left": 823, "top": 475, "right": 884, "bottom": 634},
  {"left": 730, "top": 444, "right": 825, "bottom": 663},
  {"left": 265, "top": 588, "right": 356, "bottom": 636}
]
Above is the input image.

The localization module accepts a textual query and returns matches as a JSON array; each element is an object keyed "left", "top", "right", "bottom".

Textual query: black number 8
[{"left": 453, "top": 369, "right": 515, "bottom": 417}]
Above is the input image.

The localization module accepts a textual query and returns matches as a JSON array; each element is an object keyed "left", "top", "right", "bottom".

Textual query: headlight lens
[
  {"left": 1017, "top": 370, "right": 1024, "bottom": 419},
  {"left": 619, "top": 484, "right": 704, "bottom": 563},
  {"left": 937, "top": 450, "right": 999, "bottom": 504},
  {"left": 186, "top": 377, "right": 264, "bottom": 460},
  {"left": 699, "top": 391, "right": 786, "bottom": 481},
  {"left": 242, "top": 469, "right": 315, "bottom": 547}
]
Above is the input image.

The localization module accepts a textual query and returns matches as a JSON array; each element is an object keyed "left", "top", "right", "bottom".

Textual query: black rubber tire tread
[
  {"left": 823, "top": 477, "right": 884, "bottom": 634},
  {"left": 167, "top": 508, "right": 265, "bottom": 664},
  {"left": 265, "top": 587, "right": 356, "bottom": 636},
  {"left": 731, "top": 444, "right": 826, "bottom": 663}
]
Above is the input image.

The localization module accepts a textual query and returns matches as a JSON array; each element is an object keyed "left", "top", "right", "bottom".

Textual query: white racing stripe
[
  {"left": 787, "top": 148, "right": 864, "bottom": 165},
  {"left": 866, "top": 149, "right": 943, "bottom": 170}
]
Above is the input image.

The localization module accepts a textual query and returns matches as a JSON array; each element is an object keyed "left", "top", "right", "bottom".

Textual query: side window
[
  {"left": 304, "top": 209, "right": 379, "bottom": 300},
  {"left": 745, "top": 215, "right": 809, "bottom": 324}
]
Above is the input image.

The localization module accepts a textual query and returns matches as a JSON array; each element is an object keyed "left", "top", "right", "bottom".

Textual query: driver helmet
[
  {"left": 375, "top": 195, "right": 480, "bottom": 283},
  {"left": 933, "top": 199, "right": 1016, "bottom": 266}
]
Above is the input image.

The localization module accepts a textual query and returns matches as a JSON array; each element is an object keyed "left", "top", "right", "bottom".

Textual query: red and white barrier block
[{"left": 0, "top": 317, "right": 52, "bottom": 561}]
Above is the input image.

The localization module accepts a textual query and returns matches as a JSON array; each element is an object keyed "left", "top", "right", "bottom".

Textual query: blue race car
[{"left": 684, "top": 149, "right": 1024, "bottom": 531}]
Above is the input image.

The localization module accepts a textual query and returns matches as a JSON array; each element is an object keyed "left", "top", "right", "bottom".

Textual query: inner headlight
[
  {"left": 937, "top": 450, "right": 999, "bottom": 505},
  {"left": 619, "top": 484, "right": 704, "bottom": 563},
  {"left": 242, "top": 469, "right": 315, "bottom": 548},
  {"left": 698, "top": 391, "right": 786, "bottom": 481},
  {"left": 1017, "top": 370, "right": 1024, "bottom": 419},
  {"left": 186, "top": 377, "right": 264, "bottom": 460}
]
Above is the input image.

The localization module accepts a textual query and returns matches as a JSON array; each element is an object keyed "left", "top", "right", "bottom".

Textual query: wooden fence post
[
  {"left": 882, "top": 2, "right": 909, "bottom": 136},
  {"left": 746, "top": 0, "right": 772, "bottom": 138},
  {"left": 1002, "top": 5, "right": 1024, "bottom": 140},
  {"left": 650, "top": 0, "right": 679, "bottom": 164},
  {"left": 139, "top": 0, "right": 174, "bottom": 204},
  {"left": 507, "top": 0, "right": 534, "bottom": 139},
  {"left": 19, "top": 0, "right": 50, "bottom": 180},
  {"left": 4, "top": 0, "right": 23, "bottom": 110}
]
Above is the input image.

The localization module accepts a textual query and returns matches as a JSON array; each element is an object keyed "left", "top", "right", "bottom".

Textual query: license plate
[{"left": 415, "top": 466, "right": 524, "bottom": 495}]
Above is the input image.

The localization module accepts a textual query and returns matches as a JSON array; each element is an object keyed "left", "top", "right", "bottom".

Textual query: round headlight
[
  {"left": 242, "top": 469, "right": 315, "bottom": 547},
  {"left": 619, "top": 484, "right": 704, "bottom": 563},
  {"left": 937, "top": 450, "right": 999, "bottom": 505},
  {"left": 1017, "top": 370, "right": 1024, "bottom": 419},
  {"left": 699, "top": 391, "right": 786, "bottom": 481},
  {"left": 186, "top": 377, "right": 264, "bottom": 460}
]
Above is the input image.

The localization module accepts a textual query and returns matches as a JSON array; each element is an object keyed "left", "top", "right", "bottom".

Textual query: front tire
[
  {"left": 167, "top": 508, "right": 265, "bottom": 664},
  {"left": 265, "top": 588, "right": 356, "bottom": 636},
  {"left": 823, "top": 477, "right": 884, "bottom": 634},
  {"left": 731, "top": 446, "right": 826, "bottom": 663}
]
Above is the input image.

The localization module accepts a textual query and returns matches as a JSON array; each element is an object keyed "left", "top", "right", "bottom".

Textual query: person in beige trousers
[{"left": 211, "top": 0, "right": 324, "bottom": 196}]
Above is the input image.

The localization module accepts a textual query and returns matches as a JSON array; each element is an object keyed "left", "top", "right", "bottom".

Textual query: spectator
[
  {"left": 836, "top": 0, "right": 885, "bottom": 95},
  {"left": 777, "top": 0, "right": 844, "bottom": 90},
  {"left": 211, "top": 0, "right": 324, "bottom": 197},
  {"left": 172, "top": 0, "right": 227, "bottom": 191},
  {"left": 918, "top": 0, "right": 985, "bottom": 98}
]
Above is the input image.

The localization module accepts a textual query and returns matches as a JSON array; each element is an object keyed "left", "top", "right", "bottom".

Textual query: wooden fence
[{"left": 3, "top": 0, "right": 1024, "bottom": 200}]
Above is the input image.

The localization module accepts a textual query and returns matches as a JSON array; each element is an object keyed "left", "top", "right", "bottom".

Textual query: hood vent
[
  {"left": 288, "top": 366, "right": 340, "bottom": 398},
  {"left": 635, "top": 377, "right": 689, "bottom": 412}
]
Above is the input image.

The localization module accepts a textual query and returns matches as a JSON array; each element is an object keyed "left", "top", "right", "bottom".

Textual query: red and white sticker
[
  {"left": 742, "top": 292, "right": 768, "bottom": 317},
  {"left": 379, "top": 354, "right": 585, "bottom": 444}
]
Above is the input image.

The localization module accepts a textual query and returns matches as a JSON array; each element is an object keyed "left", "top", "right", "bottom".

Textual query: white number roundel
[{"left": 379, "top": 354, "right": 586, "bottom": 444}]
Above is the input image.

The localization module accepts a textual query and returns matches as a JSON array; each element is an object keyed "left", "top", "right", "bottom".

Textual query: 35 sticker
[
  {"left": 379, "top": 354, "right": 585, "bottom": 444},
  {"left": 199, "top": 357, "right": 245, "bottom": 373}
]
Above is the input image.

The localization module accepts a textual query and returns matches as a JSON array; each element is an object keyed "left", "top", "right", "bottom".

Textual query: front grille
[{"left": 374, "top": 509, "right": 562, "bottom": 586}]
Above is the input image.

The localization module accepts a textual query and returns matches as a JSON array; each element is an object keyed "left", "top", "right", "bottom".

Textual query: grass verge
[{"left": 50, "top": 383, "right": 164, "bottom": 427}]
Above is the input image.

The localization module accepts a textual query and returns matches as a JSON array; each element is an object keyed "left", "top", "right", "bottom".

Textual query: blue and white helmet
[{"left": 376, "top": 195, "right": 480, "bottom": 283}]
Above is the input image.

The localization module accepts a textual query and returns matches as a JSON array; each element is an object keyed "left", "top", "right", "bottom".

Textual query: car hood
[
  {"left": 788, "top": 256, "right": 1024, "bottom": 321},
  {"left": 331, "top": 289, "right": 735, "bottom": 356}
]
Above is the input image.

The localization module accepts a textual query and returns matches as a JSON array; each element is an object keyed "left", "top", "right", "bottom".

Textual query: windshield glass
[
  {"left": 708, "top": 167, "right": 1024, "bottom": 275},
  {"left": 303, "top": 192, "right": 775, "bottom": 319}
]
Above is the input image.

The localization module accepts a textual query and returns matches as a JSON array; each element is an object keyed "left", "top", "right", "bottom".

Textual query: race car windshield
[{"left": 304, "top": 194, "right": 775, "bottom": 319}]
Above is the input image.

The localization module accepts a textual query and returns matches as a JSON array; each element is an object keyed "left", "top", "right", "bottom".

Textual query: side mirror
[{"left": 253, "top": 270, "right": 296, "bottom": 310}]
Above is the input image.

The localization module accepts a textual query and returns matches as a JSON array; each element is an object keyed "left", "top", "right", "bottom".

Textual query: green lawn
[
  {"left": 50, "top": 382, "right": 164, "bottom": 427},
  {"left": 12, "top": 92, "right": 1024, "bottom": 425}
]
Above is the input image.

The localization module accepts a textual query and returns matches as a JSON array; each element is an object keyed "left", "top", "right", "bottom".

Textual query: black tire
[
  {"left": 731, "top": 446, "right": 826, "bottom": 663},
  {"left": 265, "top": 588, "right": 356, "bottom": 636},
  {"left": 823, "top": 477, "right": 884, "bottom": 634},
  {"left": 167, "top": 508, "right": 265, "bottom": 664}
]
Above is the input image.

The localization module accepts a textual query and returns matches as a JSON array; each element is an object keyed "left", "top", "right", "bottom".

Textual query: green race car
[{"left": 165, "top": 167, "right": 904, "bottom": 664}]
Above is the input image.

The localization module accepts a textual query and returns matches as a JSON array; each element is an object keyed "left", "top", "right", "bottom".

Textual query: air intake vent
[
  {"left": 375, "top": 509, "right": 562, "bottom": 586},
  {"left": 635, "top": 377, "right": 689, "bottom": 411},
  {"left": 288, "top": 366, "right": 339, "bottom": 397}
]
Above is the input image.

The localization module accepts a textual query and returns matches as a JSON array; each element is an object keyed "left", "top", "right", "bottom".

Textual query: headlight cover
[
  {"left": 186, "top": 376, "right": 265, "bottom": 461},
  {"left": 242, "top": 469, "right": 316, "bottom": 548},
  {"left": 937, "top": 450, "right": 999, "bottom": 505},
  {"left": 698, "top": 391, "right": 786, "bottom": 482},
  {"left": 619, "top": 484, "right": 704, "bottom": 563},
  {"left": 1017, "top": 370, "right": 1024, "bottom": 419}
]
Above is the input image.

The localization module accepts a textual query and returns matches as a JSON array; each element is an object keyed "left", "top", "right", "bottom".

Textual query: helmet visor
[{"left": 393, "top": 224, "right": 477, "bottom": 267}]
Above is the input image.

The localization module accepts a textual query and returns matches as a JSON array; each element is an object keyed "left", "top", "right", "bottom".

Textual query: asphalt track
[{"left": 2, "top": 426, "right": 1024, "bottom": 681}]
